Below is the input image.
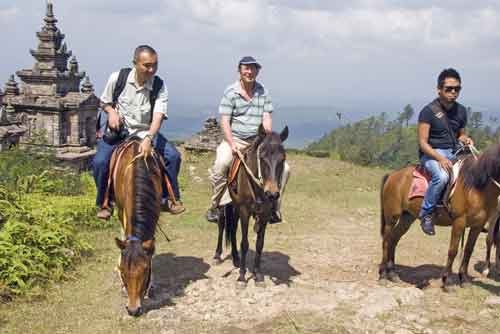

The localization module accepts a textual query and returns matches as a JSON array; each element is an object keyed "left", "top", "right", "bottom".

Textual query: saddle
[
  {"left": 408, "top": 159, "right": 466, "bottom": 209},
  {"left": 102, "top": 137, "right": 177, "bottom": 209}
]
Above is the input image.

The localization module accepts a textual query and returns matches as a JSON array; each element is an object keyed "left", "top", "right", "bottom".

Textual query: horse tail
[{"left": 380, "top": 173, "right": 390, "bottom": 237}]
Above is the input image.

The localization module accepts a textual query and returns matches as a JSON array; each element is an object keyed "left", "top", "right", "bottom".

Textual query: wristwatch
[{"left": 144, "top": 134, "right": 154, "bottom": 141}]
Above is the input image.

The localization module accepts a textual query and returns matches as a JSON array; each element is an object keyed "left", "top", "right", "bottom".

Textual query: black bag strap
[
  {"left": 149, "top": 76, "right": 164, "bottom": 122},
  {"left": 112, "top": 68, "right": 132, "bottom": 106},
  {"left": 429, "top": 100, "right": 459, "bottom": 150},
  {"left": 96, "top": 68, "right": 131, "bottom": 133}
]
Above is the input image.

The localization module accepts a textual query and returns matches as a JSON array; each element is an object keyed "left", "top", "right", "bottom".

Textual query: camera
[{"left": 102, "top": 126, "right": 129, "bottom": 145}]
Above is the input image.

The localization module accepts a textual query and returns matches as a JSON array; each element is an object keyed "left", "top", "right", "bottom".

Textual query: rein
[{"left": 235, "top": 145, "right": 264, "bottom": 189}]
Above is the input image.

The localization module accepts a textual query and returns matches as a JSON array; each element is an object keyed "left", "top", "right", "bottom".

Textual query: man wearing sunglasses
[{"left": 417, "top": 68, "right": 473, "bottom": 235}]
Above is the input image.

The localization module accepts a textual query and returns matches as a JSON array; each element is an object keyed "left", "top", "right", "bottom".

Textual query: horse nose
[
  {"left": 265, "top": 191, "right": 280, "bottom": 201},
  {"left": 126, "top": 306, "right": 143, "bottom": 317}
]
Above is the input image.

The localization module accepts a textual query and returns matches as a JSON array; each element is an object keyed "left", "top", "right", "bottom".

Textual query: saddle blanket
[{"left": 408, "top": 160, "right": 464, "bottom": 201}]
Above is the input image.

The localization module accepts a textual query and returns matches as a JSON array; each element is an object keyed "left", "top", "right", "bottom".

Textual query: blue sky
[{"left": 1, "top": 1, "right": 500, "bottom": 116}]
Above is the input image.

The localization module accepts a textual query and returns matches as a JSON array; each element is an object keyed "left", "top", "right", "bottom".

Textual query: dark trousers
[{"left": 92, "top": 135, "right": 181, "bottom": 207}]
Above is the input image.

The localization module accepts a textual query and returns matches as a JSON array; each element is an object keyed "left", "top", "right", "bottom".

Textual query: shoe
[
  {"left": 97, "top": 208, "right": 112, "bottom": 220},
  {"left": 206, "top": 207, "right": 219, "bottom": 223},
  {"left": 420, "top": 214, "right": 435, "bottom": 236},
  {"left": 269, "top": 210, "right": 282, "bottom": 224},
  {"left": 166, "top": 200, "right": 185, "bottom": 215}
]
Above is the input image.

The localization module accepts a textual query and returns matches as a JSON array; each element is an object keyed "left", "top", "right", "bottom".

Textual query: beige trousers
[{"left": 210, "top": 138, "right": 290, "bottom": 207}]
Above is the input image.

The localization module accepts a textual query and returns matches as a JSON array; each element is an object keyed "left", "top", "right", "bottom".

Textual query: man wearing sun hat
[{"left": 206, "top": 56, "right": 290, "bottom": 223}]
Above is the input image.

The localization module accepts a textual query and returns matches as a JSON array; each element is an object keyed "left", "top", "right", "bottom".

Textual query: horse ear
[
  {"left": 142, "top": 239, "right": 155, "bottom": 254},
  {"left": 115, "top": 238, "right": 126, "bottom": 250},
  {"left": 280, "top": 126, "right": 289, "bottom": 142}
]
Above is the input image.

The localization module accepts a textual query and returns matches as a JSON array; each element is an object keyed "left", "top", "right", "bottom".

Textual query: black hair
[
  {"left": 437, "top": 68, "right": 461, "bottom": 88},
  {"left": 133, "top": 45, "right": 157, "bottom": 62}
]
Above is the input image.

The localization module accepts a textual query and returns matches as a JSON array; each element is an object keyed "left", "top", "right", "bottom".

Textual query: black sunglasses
[{"left": 443, "top": 85, "right": 461, "bottom": 93}]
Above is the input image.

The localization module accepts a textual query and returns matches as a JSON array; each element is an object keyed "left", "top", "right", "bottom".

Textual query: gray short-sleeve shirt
[{"left": 219, "top": 81, "right": 273, "bottom": 139}]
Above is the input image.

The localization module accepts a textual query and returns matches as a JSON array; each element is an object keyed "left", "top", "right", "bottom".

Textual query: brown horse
[
  {"left": 380, "top": 143, "right": 500, "bottom": 287},
  {"left": 107, "top": 138, "right": 163, "bottom": 316},
  {"left": 214, "top": 125, "right": 288, "bottom": 286}
]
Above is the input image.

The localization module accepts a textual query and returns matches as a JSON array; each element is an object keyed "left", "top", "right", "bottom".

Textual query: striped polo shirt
[{"left": 219, "top": 81, "right": 274, "bottom": 139}]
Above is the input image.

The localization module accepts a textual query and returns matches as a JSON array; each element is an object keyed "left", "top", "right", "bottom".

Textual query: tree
[
  {"left": 402, "top": 104, "right": 414, "bottom": 127},
  {"left": 470, "top": 111, "right": 483, "bottom": 129}
]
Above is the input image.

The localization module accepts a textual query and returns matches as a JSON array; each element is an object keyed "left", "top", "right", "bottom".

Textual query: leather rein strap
[{"left": 235, "top": 145, "right": 264, "bottom": 189}]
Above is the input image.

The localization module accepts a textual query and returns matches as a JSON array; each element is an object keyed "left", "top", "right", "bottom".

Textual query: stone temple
[
  {"left": 0, "top": 2, "right": 98, "bottom": 167},
  {"left": 184, "top": 117, "right": 223, "bottom": 152}
]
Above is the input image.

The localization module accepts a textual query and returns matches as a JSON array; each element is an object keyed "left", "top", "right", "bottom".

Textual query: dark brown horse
[
  {"left": 107, "top": 138, "right": 163, "bottom": 316},
  {"left": 380, "top": 143, "right": 500, "bottom": 287},
  {"left": 214, "top": 125, "right": 289, "bottom": 286}
]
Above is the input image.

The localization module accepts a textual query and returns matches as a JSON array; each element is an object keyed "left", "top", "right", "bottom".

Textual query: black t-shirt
[{"left": 418, "top": 99, "right": 467, "bottom": 154}]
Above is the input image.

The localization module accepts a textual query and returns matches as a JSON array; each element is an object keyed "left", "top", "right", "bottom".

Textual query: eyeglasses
[{"left": 443, "top": 85, "right": 461, "bottom": 93}]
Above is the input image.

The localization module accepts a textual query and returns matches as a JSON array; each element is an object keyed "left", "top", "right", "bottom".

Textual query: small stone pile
[{"left": 184, "top": 117, "right": 223, "bottom": 152}]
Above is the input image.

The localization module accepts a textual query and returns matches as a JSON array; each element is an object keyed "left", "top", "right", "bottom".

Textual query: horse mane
[
  {"left": 131, "top": 146, "right": 161, "bottom": 241},
  {"left": 462, "top": 143, "right": 500, "bottom": 191}
]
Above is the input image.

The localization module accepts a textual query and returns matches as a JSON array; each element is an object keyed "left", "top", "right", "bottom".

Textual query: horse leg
[
  {"left": 379, "top": 215, "right": 397, "bottom": 281},
  {"left": 484, "top": 223, "right": 494, "bottom": 277},
  {"left": 213, "top": 206, "right": 225, "bottom": 264},
  {"left": 442, "top": 216, "right": 466, "bottom": 289},
  {"left": 253, "top": 219, "right": 267, "bottom": 286},
  {"left": 237, "top": 208, "right": 250, "bottom": 285},
  {"left": 229, "top": 205, "right": 240, "bottom": 268},
  {"left": 458, "top": 227, "right": 482, "bottom": 286},
  {"left": 386, "top": 212, "right": 415, "bottom": 282}
]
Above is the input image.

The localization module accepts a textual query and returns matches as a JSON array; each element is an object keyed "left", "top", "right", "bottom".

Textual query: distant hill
[{"left": 307, "top": 109, "right": 500, "bottom": 169}]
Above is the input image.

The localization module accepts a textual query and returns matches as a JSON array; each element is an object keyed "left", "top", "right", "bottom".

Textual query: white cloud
[{"left": 2, "top": 0, "right": 500, "bottom": 107}]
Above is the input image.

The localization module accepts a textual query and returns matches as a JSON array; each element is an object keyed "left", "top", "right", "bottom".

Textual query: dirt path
[{"left": 2, "top": 154, "right": 500, "bottom": 334}]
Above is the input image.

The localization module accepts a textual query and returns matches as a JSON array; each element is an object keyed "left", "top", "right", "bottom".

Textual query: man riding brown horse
[
  {"left": 206, "top": 56, "right": 290, "bottom": 223},
  {"left": 92, "top": 45, "right": 185, "bottom": 219},
  {"left": 417, "top": 68, "right": 473, "bottom": 235}
]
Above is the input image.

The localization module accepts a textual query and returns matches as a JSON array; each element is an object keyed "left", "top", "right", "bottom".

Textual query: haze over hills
[{"left": 164, "top": 100, "right": 498, "bottom": 149}]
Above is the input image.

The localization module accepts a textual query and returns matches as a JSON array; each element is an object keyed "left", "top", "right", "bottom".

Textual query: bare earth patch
[{"left": 1, "top": 153, "right": 500, "bottom": 334}]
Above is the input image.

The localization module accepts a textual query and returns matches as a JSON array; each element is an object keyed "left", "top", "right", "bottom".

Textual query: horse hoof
[
  {"left": 442, "top": 285, "right": 457, "bottom": 293},
  {"left": 459, "top": 274, "right": 472, "bottom": 288},
  {"left": 460, "top": 281, "right": 472, "bottom": 288},
  {"left": 378, "top": 278, "right": 391, "bottom": 287},
  {"left": 236, "top": 280, "right": 247, "bottom": 289},
  {"left": 255, "top": 280, "right": 266, "bottom": 288},
  {"left": 387, "top": 271, "right": 401, "bottom": 283},
  {"left": 212, "top": 256, "right": 223, "bottom": 265}
]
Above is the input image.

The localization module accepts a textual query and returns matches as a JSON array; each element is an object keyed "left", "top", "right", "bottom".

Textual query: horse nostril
[{"left": 266, "top": 192, "right": 279, "bottom": 200}]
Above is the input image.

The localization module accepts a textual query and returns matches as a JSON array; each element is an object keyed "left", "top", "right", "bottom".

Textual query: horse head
[
  {"left": 115, "top": 237, "right": 155, "bottom": 317},
  {"left": 254, "top": 124, "right": 288, "bottom": 201}
]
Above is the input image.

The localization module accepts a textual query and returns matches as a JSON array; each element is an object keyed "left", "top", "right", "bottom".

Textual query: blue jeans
[
  {"left": 92, "top": 134, "right": 181, "bottom": 207},
  {"left": 419, "top": 148, "right": 456, "bottom": 218}
]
